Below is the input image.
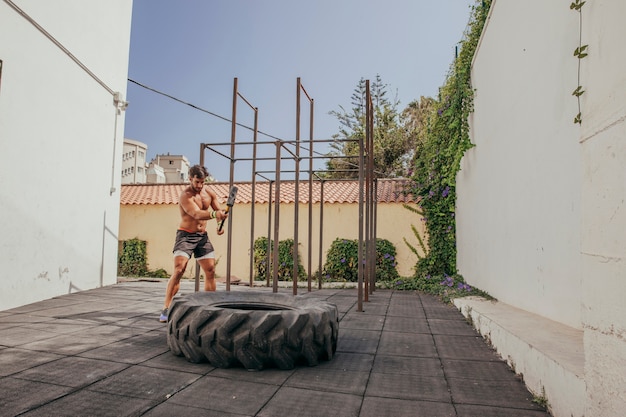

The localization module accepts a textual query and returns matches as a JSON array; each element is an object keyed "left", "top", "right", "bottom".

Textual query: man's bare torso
[{"left": 179, "top": 186, "right": 212, "bottom": 233}]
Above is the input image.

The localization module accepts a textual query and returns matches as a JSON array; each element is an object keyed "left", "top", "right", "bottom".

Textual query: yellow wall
[{"left": 118, "top": 202, "right": 426, "bottom": 281}]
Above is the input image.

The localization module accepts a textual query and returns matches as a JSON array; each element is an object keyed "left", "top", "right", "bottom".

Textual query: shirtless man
[{"left": 159, "top": 165, "right": 228, "bottom": 322}]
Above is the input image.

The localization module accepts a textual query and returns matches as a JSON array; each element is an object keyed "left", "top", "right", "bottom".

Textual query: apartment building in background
[
  {"left": 149, "top": 153, "right": 190, "bottom": 183},
  {"left": 121, "top": 138, "right": 148, "bottom": 184}
]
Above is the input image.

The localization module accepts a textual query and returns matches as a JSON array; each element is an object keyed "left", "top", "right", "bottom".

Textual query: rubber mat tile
[
  {"left": 0, "top": 377, "right": 73, "bottom": 416},
  {"left": 336, "top": 329, "right": 381, "bottom": 354},
  {"left": 372, "top": 355, "right": 444, "bottom": 378},
  {"left": 378, "top": 332, "right": 438, "bottom": 357},
  {"left": 455, "top": 403, "right": 549, "bottom": 416},
  {"left": 210, "top": 366, "right": 295, "bottom": 385},
  {"left": 448, "top": 377, "right": 545, "bottom": 410},
  {"left": 442, "top": 358, "right": 519, "bottom": 381},
  {"left": 142, "top": 401, "right": 251, "bottom": 417},
  {"left": 383, "top": 315, "right": 430, "bottom": 333},
  {"left": 340, "top": 313, "right": 385, "bottom": 331},
  {"left": 314, "top": 351, "right": 374, "bottom": 372},
  {"left": 434, "top": 335, "right": 502, "bottom": 361},
  {"left": 0, "top": 348, "right": 63, "bottom": 377},
  {"left": 141, "top": 352, "right": 215, "bottom": 375},
  {"left": 22, "top": 319, "right": 98, "bottom": 334},
  {"left": 18, "top": 334, "right": 124, "bottom": 355},
  {"left": 257, "top": 386, "right": 361, "bottom": 417},
  {"left": 427, "top": 318, "right": 478, "bottom": 336},
  {"left": 286, "top": 368, "right": 369, "bottom": 395},
  {"left": 77, "top": 337, "right": 168, "bottom": 364},
  {"left": 19, "top": 389, "right": 158, "bottom": 417},
  {"left": 365, "top": 372, "right": 452, "bottom": 402},
  {"left": 423, "top": 306, "right": 464, "bottom": 320},
  {"left": 169, "top": 375, "right": 278, "bottom": 415},
  {"left": 0, "top": 327, "right": 58, "bottom": 347},
  {"left": 87, "top": 365, "right": 201, "bottom": 400},
  {"left": 360, "top": 396, "right": 456, "bottom": 417},
  {"left": 77, "top": 323, "right": 146, "bottom": 339},
  {"left": 387, "top": 302, "right": 426, "bottom": 318},
  {"left": 116, "top": 315, "right": 166, "bottom": 330},
  {"left": 351, "top": 302, "right": 388, "bottom": 315},
  {"left": 13, "top": 356, "right": 127, "bottom": 387},
  {"left": 5, "top": 297, "right": 84, "bottom": 313}
]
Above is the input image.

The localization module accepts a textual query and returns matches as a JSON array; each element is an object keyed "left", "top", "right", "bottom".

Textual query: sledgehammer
[{"left": 218, "top": 186, "right": 238, "bottom": 232}]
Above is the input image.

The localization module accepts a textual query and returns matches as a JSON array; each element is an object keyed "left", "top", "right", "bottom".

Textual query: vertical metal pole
[
  {"left": 196, "top": 143, "right": 205, "bottom": 292},
  {"left": 293, "top": 78, "right": 301, "bottom": 295},
  {"left": 272, "top": 141, "right": 281, "bottom": 293},
  {"left": 371, "top": 178, "right": 378, "bottom": 292},
  {"left": 249, "top": 108, "right": 259, "bottom": 287},
  {"left": 307, "top": 99, "right": 314, "bottom": 292},
  {"left": 357, "top": 81, "right": 367, "bottom": 312},
  {"left": 318, "top": 179, "right": 324, "bottom": 289},
  {"left": 368, "top": 99, "right": 376, "bottom": 294},
  {"left": 226, "top": 77, "right": 238, "bottom": 292},
  {"left": 364, "top": 83, "right": 371, "bottom": 301},
  {"left": 266, "top": 181, "right": 273, "bottom": 288}
]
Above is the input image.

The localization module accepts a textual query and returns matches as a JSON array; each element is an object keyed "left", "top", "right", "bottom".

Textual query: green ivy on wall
[{"left": 571, "top": 0, "right": 587, "bottom": 124}]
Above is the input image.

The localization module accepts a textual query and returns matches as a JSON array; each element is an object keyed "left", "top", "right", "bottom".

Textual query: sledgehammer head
[
  {"left": 218, "top": 186, "right": 238, "bottom": 233},
  {"left": 226, "top": 186, "right": 238, "bottom": 208}
]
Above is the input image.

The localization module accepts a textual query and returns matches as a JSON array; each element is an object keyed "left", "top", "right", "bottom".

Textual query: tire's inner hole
[{"left": 214, "top": 303, "right": 295, "bottom": 311}]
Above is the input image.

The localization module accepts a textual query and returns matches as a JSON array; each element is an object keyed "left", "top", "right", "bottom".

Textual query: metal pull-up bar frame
[{"left": 197, "top": 77, "right": 378, "bottom": 313}]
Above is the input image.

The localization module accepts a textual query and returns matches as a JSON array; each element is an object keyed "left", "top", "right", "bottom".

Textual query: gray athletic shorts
[{"left": 172, "top": 229, "right": 215, "bottom": 260}]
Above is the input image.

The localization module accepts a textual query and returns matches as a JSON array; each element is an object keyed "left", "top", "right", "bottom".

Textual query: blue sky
[{"left": 124, "top": 0, "right": 475, "bottom": 181}]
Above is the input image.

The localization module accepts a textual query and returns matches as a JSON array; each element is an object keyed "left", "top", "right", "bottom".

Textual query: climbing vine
[
  {"left": 571, "top": 0, "right": 587, "bottom": 124},
  {"left": 409, "top": 0, "right": 491, "bottom": 280}
]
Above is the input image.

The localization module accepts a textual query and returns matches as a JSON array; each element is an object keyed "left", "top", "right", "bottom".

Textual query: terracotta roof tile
[{"left": 120, "top": 179, "right": 417, "bottom": 205}]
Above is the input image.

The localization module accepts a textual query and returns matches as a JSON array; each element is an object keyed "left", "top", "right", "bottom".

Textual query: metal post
[
  {"left": 293, "top": 78, "right": 301, "bottom": 295},
  {"left": 318, "top": 179, "right": 324, "bottom": 289},
  {"left": 272, "top": 141, "right": 281, "bottom": 293},
  {"left": 249, "top": 108, "right": 259, "bottom": 287},
  {"left": 195, "top": 143, "right": 205, "bottom": 292},
  {"left": 307, "top": 99, "right": 314, "bottom": 292},
  {"left": 357, "top": 81, "right": 368, "bottom": 312},
  {"left": 266, "top": 181, "right": 273, "bottom": 288},
  {"left": 226, "top": 77, "right": 238, "bottom": 292}
]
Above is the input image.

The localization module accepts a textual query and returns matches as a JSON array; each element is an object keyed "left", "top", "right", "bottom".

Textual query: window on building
[{"left": 138, "top": 151, "right": 144, "bottom": 159}]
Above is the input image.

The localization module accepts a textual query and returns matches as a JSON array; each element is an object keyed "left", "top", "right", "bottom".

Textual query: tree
[
  {"left": 402, "top": 96, "right": 437, "bottom": 174},
  {"left": 325, "top": 75, "right": 412, "bottom": 179}
]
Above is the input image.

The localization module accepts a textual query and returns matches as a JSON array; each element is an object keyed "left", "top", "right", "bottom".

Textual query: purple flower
[
  {"left": 340, "top": 258, "right": 346, "bottom": 263},
  {"left": 442, "top": 186, "right": 450, "bottom": 197}
]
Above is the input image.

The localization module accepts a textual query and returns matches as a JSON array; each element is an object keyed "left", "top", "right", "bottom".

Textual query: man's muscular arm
[
  {"left": 207, "top": 189, "right": 228, "bottom": 222},
  {"left": 179, "top": 190, "right": 214, "bottom": 221}
]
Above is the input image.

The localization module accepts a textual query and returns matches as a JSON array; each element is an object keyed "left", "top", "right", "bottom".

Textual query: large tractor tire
[{"left": 166, "top": 291, "right": 339, "bottom": 370}]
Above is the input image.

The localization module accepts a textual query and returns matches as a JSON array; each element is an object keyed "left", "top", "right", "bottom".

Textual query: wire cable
[{"left": 128, "top": 78, "right": 286, "bottom": 142}]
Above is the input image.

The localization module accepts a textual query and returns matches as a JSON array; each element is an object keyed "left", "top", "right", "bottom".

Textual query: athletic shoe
[{"left": 159, "top": 308, "right": 168, "bottom": 323}]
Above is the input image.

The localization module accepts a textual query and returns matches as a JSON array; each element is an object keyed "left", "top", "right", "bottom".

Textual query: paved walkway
[{"left": 0, "top": 280, "right": 550, "bottom": 416}]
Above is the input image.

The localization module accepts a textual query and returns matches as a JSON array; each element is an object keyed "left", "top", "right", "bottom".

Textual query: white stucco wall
[
  {"left": 579, "top": 1, "right": 626, "bottom": 415},
  {"left": 456, "top": 0, "right": 581, "bottom": 328},
  {"left": 0, "top": 1, "right": 133, "bottom": 310},
  {"left": 457, "top": 0, "right": 626, "bottom": 415}
]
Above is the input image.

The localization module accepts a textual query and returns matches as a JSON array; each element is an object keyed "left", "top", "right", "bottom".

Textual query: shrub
[
  {"left": 323, "top": 238, "right": 400, "bottom": 283},
  {"left": 118, "top": 238, "right": 148, "bottom": 277},
  {"left": 253, "top": 237, "right": 306, "bottom": 281},
  {"left": 118, "top": 238, "right": 170, "bottom": 278}
]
